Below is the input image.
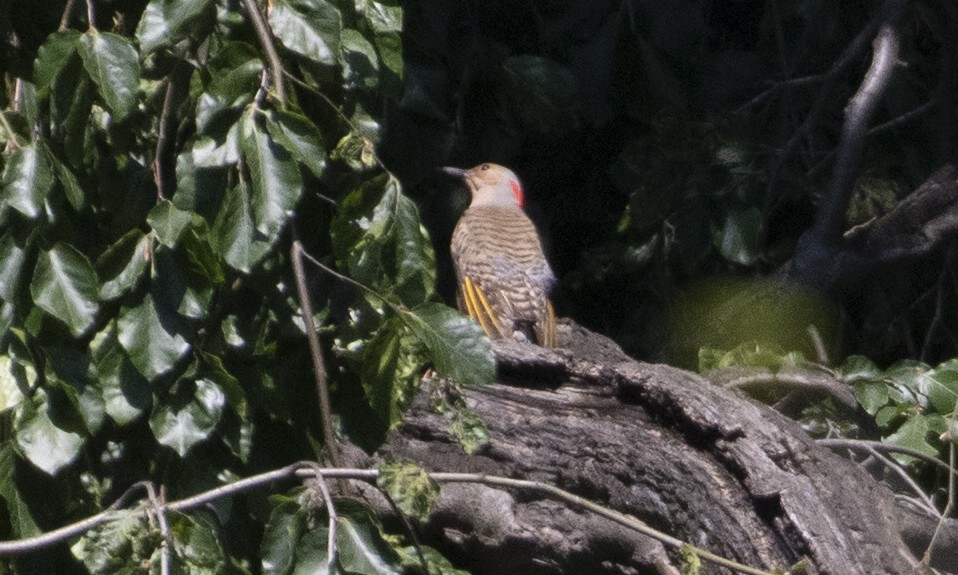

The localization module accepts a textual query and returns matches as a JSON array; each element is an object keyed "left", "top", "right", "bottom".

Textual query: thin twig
[
  {"left": 0, "top": 463, "right": 781, "bottom": 575},
  {"left": 817, "top": 438, "right": 953, "bottom": 474},
  {"left": 864, "top": 446, "right": 939, "bottom": 515},
  {"left": 59, "top": 0, "right": 78, "bottom": 30},
  {"left": 762, "top": 10, "right": 884, "bottom": 221},
  {"left": 145, "top": 484, "right": 172, "bottom": 575},
  {"left": 291, "top": 239, "right": 341, "bottom": 467},
  {"left": 241, "top": 0, "right": 287, "bottom": 107},
  {"left": 806, "top": 99, "right": 937, "bottom": 178},
  {"left": 304, "top": 463, "right": 338, "bottom": 570},
  {"left": 85, "top": 0, "right": 96, "bottom": 29},
  {"left": 923, "top": 435, "right": 956, "bottom": 564}
]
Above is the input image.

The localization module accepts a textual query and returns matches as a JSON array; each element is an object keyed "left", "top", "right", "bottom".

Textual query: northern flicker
[{"left": 444, "top": 163, "right": 557, "bottom": 348}]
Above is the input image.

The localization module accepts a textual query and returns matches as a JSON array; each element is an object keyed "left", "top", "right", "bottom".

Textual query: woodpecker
[{"left": 443, "top": 163, "right": 557, "bottom": 348}]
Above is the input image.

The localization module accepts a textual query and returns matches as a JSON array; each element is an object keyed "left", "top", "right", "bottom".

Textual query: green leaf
[
  {"left": 360, "top": 0, "right": 402, "bottom": 34},
  {"left": 331, "top": 176, "right": 435, "bottom": 304},
  {"left": 390, "top": 181, "right": 435, "bottom": 304},
  {"left": 0, "top": 356, "right": 27, "bottom": 413},
  {"left": 853, "top": 381, "right": 889, "bottom": 416},
  {"left": 33, "top": 30, "right": 82, "bottom": 91},
  {"left": 117, "top": 293, "right": 191, "bottom": 381},
  {"left": 30, "top": 243, "right": 100, "bottom": 337},
  {"left": 166, "top": 512, "right": 226, "bottom": 572},
  {"left": 377, "top": 462, "right": 439, "bottom": 521},
  {"left": 38, "top": 141, "right": 85, "bottom": 211},
  {"left": 262, "top": 499, "right": 308, "bottom": 575},
  {"left": 0, "top": 230, "right": 28, "bottom": 301},
  {"left": 1, "top": 143, "right": 56, "bottom": 219},
  {"left": 43, "top": 346, "right": 105, "bottom": 434},
  {"left": 291, "top": 528, "right": 334, "bottom": 575},
  {"left": 77, "top": 30, "right": 141, "bottom": 121},
  {"left": 212, "top": 181, "right": 274, "bottom": 272},
  {"left": 400, "top": 303, "right": 495, "bottom": 386},
  {"left": 335, "top": 514, "right": 402, "bottom": 575},
  {"left": 839, "top": 355, "right": 882, "bottom": 383},
  {"left": 148, "top": 199, "right": 195, "bottom": 247},
  {"left": 266, "top": 109, "right": 328, "bottom": 179},
  {"left": 268, "top": 0, "right": 342, "bottom": 66},
  {"left": 91, "top": 327, "right": 152, "bottom": 425},
  {"left": 70, "top": 510, "right": 146, "bottom": 572},
  {"left": 15, "top": 391, "right": 86, "bottom": 475},
  {"left": 136, "top": 0, "right": 216, "bottom": 54},
  {"left": 0, "top": 443, "right": 41, "bottom": 537},
  {"left": 714, "top": 206, "right": 762, "bottom": 266},
  {"left": 341, "top": 29, "right": 380, "bottom": 91},
  {"left": 361, "top": 318, "right": 421, "bottom": 426},
  {"left": 926, "top": 358, "right": 958, "bottom": 415},
  {"left": 884, "top": 415, "right": 938, "bottom": 464},
  {"left": 97, "top": 230, "right": 150, "bottom": 301},
  {"left": 195, "top": 46, "right": 262, "bottom": 133},
  {"left": 241, "top": 111, "right": 304, "bottom": 237},
  {"left": 150, "top": 378, "right": 225, "bottom": 456}
]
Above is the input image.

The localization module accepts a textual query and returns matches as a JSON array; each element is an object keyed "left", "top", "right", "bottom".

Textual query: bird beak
[{"left": 440, "top": 166, "right": 468, "bottom": 179}]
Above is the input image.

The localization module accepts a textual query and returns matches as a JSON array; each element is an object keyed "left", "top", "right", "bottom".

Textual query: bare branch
[{"left": 290, "top": 239, "right": 341, "bottom": 467}]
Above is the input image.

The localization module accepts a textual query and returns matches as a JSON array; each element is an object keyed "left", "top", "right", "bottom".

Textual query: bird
[{"left": 443, "top": 163, "right": 557, "bottom": 348}]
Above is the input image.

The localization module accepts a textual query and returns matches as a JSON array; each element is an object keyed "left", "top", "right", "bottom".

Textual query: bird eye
[{"left": 480, "top": 164, "right": 489, "bottom": 171}]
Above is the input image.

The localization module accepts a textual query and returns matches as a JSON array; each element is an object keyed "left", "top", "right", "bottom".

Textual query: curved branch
[{"left": 813, "top": 0, "right": 906, "bottom": 243}]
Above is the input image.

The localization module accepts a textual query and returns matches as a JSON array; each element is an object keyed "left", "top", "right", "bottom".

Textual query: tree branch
[{"left": 241, "top": 0, "right": 287, "bottom": 107}]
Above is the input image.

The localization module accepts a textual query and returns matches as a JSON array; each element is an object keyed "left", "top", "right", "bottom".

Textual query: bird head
[{"left": 442, "top": 163, "right": 525, "bottom": 209}]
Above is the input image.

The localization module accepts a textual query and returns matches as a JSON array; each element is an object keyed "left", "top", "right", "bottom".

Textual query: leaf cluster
[{"left": 0, "top": 0, "right": 491, "bottom": 571}]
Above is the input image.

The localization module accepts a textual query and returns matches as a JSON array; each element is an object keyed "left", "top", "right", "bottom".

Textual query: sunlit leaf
[
  {"left": 362, "top": 317, "right": 421, "bottom": 426},
  {"left": 91, "top": 327, "right": 152, "bottom": 425},
  {"left": 78, "top": 30, "right": 141, "bottom": 121},
  {"left": 34, "top": 30, "right": 82, "bottom": 91},
  {"left": 0, "top": 231, "right": 27, "bottom": 301},
  {"left": 150, "top": 378, "right": 226, "bottom": 456},
  {"left": 71, "top": 510, "right": 145, "bottom": 572},
  {"left": 148, "top": 199, "right": 195, "bottom": 247},
  {"left": 241, "top": 111, "right": 304, "bottom": 237},
  {"left": 211, "top": 181, "right": 274, "bottom": 272},
  {"left": 335, "top": 513, "right": 402, "bottom": 575},
  {"left": 117, "top": 293, "right": 191, "bottom": 381},
  {"left": 884, "top": 415, "right": 938, "bottom": 465},
  {"left": 266, "top": 109, "right": 327, "bottom": 179},
  {"left": 15, "top": 391, "right": 85, "bottom": 475},
  {"left": 97, "top": 229, "right": 150, "bottom": 301},
  {"left": 1, "top": 143, "right": 56, "bottom": 219},
  {"left": 30, "top": 242, "right": 99, "bottom": 337},
  {"left": 268, "top": 0, "right": 342, "bottom": 66},
  {"left": 926, "top": 359, "right": 958, "bottom": 415},
  {"left": 377, "top": 462, "right": 438, "bottom": 521},
  {"left": 400, "top": 303, "right": 495, "bottom": 386},
  {"left": 341, "top": 29, "right": 379, "bottom": 91},
  {"left": 136, "top": 0, "right": 216, "bottom": 54}
]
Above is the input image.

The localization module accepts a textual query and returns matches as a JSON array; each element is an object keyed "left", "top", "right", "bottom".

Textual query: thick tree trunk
[{"left": 364, "top": 323, "right": 958, "bottom": 575}]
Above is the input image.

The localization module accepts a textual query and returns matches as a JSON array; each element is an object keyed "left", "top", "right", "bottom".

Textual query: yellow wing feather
[{"left": 462, "top": 277, "right": 502, "bottom": 338}]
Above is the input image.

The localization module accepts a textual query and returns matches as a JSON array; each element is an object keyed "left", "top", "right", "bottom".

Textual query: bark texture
[{"left": 364, "top": 322, "right": 958, "bottom": 575}]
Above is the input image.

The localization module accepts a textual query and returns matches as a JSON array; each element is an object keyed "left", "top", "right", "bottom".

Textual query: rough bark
[{"left": 359, "top": 322, "right": 957, "bottom": 575}]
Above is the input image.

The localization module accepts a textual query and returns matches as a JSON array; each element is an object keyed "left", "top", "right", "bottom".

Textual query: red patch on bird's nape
[{"left": 511, "top": 180, "right": 525, "bottom": 208}]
